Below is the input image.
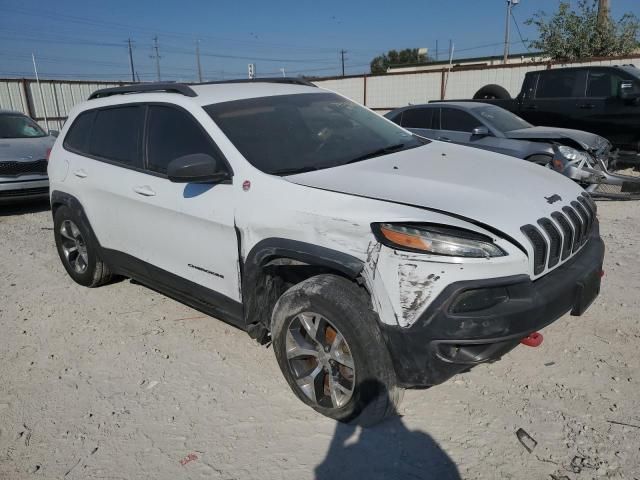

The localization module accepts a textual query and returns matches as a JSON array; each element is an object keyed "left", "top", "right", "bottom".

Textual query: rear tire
[
  {"left": 473, "top": 84, "right": 511, "bottom": 100},
  {"left": 53, "top": 205, "right": 112, "bottom": 287},
  {"left": 271, "top": 274, "right": 402, "bottom": 427}
]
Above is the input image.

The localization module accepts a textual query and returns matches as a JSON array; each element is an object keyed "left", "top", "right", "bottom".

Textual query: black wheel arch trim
[
  {"left": 241, "top": 237, "right": 365, "bottom": 335},
  {"left": 50, "top": 190, "right": 103, "bottom": 249}
]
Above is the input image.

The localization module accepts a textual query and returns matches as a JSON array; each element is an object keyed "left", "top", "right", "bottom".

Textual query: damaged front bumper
[{"left": 378, "top": 227, "right": 605, "bottom": 388}]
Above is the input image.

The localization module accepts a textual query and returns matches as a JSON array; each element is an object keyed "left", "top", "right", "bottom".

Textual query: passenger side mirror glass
[
  {"left": 471, "top": 126, "right": 490, "bottom": 137},
  {"left": 167, "top": 153, "right": 229, "bottom": 184},
  {"left": 619, "top": 81, "right": 639, "bottom": 101},
  {"left": 49, "top": 129, "right": 59, "bottom": 137}
]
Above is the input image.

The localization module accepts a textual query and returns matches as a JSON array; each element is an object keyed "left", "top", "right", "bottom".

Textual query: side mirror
[
  {"left": 471, "top": 126, "right": 490, "bottom": 137},
  {"left": 619, "top": 81, "right": 639, "bottom": 101},
  {"left": 49, "top": 129, "right": 59, "bottom": 137},
  {"left": 167, "top": 153, "right": 229, "bottom": 184}
]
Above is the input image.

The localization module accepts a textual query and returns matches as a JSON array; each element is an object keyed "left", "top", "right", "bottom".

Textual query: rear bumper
[
  {"left": 0, "top": 177, "right": 49, "bottom": 202},
  {"left": 380, "top": 226, "right": 605, "bottom": 388}
]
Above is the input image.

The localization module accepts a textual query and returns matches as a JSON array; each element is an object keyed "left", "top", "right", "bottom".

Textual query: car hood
[
  {"left": 285, "top": 141, "right": 585, "bottom": 246},
  {"left": 504, "top": 127, "right": 607, "bottom": 151},
  {"left": 0, "top": 136, "right": 55, "bottom": 161}
]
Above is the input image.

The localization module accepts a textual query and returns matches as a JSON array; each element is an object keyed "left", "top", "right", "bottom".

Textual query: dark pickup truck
[{"left": 466, "top": 65, "right": 640, "bottom": 155}]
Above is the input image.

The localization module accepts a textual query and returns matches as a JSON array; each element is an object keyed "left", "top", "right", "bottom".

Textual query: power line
[
  {"left": 127, "top": 38, "right": 136, "bottom": 82},
  {"left": 510, "top": 10, "right": 530, "bottom": 52}
]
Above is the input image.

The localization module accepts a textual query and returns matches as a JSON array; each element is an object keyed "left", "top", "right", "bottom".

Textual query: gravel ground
[{"left": 1, "top": 199, "right": 639, "bottom": 480}]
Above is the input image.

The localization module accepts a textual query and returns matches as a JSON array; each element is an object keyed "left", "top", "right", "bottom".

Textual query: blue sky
[{"left": 1, "top": 0, "right": 638, "bottom": 81}]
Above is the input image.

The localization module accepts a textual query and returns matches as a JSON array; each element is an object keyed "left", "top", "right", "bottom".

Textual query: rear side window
[
  {"left": 63, "top": 111, "right": 95, "bottom": 153},
  {"left": 146, "top": 106, "right": 218, "bottom": 174},
  {"left": 586, "top": 70, "right": 627, "bottom": 97},
  {"left": 440, "top": 108, "right": 482, "bottom": 132},
  {"left": 536, "top": 70, "right": 581, "bottom": 98},
  {"left": 401, "top": 108, "right": 434, "bottom": 129},
  {"left": 89, "top": 106, "right": 143, "bottom": 166}
]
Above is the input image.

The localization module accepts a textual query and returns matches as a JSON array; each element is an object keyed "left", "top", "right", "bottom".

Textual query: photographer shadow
[{"left": 315, "top": 381, "right": 460, "bottom": 480}]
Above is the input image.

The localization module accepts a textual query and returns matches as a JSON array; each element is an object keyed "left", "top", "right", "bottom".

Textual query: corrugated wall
[
  {"left": 0, "top": 79, "right": 121, "bottom": 131},
  {"left": 314, "top": 54, "right": 640, "bottom": 112}
]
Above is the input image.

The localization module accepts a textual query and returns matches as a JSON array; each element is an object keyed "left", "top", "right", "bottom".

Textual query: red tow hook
[{"left": 520, "top": 332, "right": 543, "bottom": 347}]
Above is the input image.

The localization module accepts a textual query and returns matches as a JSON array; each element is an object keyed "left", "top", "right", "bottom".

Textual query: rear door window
[
  {"left": 63, "top": 111, "right": 95, "bottom": 154},
  {"left": 440, "top": 108, "right": 482, "bottom": 132},
  {"left": 535, "top": 70, "right": 582, "bottom": 98},
  {"left": 145, "top": 105, "right": 220, "bottom": 175},
  {"left": 400, "top": 108, "right": 434, "bottom": 129},
  {"left": 586, "top": 69, "right": 629, "bottom": 97},
  {"left": 89, "top": 106, "right": 144, "bottom": 167}
]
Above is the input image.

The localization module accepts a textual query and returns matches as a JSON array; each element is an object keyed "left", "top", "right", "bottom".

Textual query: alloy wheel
[
  {"left": 59, "top": 220, "right": 89, "bottom": 274},
  {"left": 285, "top": 312, "right": 355, "bottom": 409}
]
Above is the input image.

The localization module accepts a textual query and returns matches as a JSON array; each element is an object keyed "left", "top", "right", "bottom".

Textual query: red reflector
[
  {"left": 599, "top": 270, "right": 605, "bottom": 278},
  {"left": 46, "top": 148, "right": 52, "bottom": 161},
  {"left": 552, "top": 158, "right": 564, "bottom": 172},
  {"left": 520, "top": 332, "right": 543, "bottom": 347}
]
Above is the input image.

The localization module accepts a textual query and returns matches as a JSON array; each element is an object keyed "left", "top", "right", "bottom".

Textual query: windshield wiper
[
  {"left": 345, "top": 143, "right": 409, "bottom": 164},
  {"left": 269, "top": 165, "right": 319, "bottom": 176}
]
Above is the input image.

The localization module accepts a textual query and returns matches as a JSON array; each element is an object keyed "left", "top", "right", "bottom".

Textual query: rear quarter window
[
  {"left": 89, "top": 106, "right": 144, "bottom": 166},
  {"left": 63, "top": 111, "right": 95, "bottom": 154}
]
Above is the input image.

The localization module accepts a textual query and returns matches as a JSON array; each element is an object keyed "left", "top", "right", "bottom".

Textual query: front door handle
[
  {"left": 73, "top": 169, "right": 87, "bottom": 178},
  {"left": 578, "top": 103, "right": 596, "bottom": 109},
  {"left": 438, "top": 136, "right": 452, "bottom": 142},
  {"left": 133, "top": 185, "right": 156, "bottom": 197}
]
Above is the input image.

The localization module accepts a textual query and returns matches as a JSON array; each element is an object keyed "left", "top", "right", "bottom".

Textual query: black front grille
[
  {"left": 563, "top": 206, "right": 583, "bottom": 251},
  {"left": 0, "top": 186, "right": 49, "bottom": 197},
  {"left": 522, "top": 195, "right": 596, "bottom": 275},
  {"left": 551, "top": 212, "right": 573, "bottom": 261},
  {"left": 521, "top": 225, "right": 547, "bottom": 275},
  {"left": 0, "top": 160, "right": 48, "bottom": 176},
  {"left": 538, "top": 218, "right": 562, "bottom": 268}
]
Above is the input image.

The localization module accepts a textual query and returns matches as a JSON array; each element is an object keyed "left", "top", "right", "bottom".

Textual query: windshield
[
  {"left": 0, "top": 114, "right": 47, "bottom": 138},
  {"left": 475, "top": 105, "right": 532, "bottom": 133},
  {"left": 204, "top": 92, "right": 424, "bottom": 175}
]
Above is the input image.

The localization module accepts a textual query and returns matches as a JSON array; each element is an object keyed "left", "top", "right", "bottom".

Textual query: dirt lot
[{"left": 1, "top": 199, "right": 639, "bottom": 480}]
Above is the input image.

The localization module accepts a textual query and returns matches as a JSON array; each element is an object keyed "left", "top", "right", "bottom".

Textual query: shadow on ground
[
  {"left": 315, "top": 383, "right": 460, "bottom": 480},
  {"left": 0, "top": 198, "right": 50, "bottom": 217}
]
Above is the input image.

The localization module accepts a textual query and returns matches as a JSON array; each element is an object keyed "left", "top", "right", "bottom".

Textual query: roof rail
[
  {"left": 88, "top": 83, "right": 198, "bottom": 100},
  {"left": 195, "top": 77, "right": 317, "bottom": 88}
]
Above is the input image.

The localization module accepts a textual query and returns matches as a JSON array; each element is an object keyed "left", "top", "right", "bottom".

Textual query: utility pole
[
  {"left": 31, "top": 53, "right": 49, "bottom": 131},
  {"left": 503, "top": 0, "right": 519, "bottom": 64},
  {"left": 151, "top": 35, "right": 161, "bottom": 81},
  {"left": 127, "top": 38, "right": 135, "bottom": 82},
  {"left": 435, "top": 40, "right": 439, "bottom": 61},
  {"left": 340, "top": 49, "right": 347, "bottom": 77},
  {"left": 597, "top": 0, "right": 611, "bottom": 29},
  {"left": 195, "top": 39, "right": 203, "bottom": 83}
]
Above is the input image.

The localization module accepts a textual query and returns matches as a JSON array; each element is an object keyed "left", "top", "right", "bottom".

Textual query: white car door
[{"left": 125, "top": 104, "right": 241, "bottom": 302}]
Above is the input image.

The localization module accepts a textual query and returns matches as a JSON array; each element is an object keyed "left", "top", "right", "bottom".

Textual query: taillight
[
  {"left": 552, "top": 157, "right": 564, "bottom": 172},
  {"left": 46, "top": 148, "right": 52, "bottom": 161}
]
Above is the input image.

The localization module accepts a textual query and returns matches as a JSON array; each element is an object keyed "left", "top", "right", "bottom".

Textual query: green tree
[
  {"left": 370, "top": 48, "right": 429, "bottom": 74},
  {"left": 526, "top": 0, "right": 640, "bottom": 61}
]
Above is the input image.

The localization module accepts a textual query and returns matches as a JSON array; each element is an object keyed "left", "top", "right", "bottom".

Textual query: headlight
[
  {"left": 372, "top": 223, "right": 506, "bottom": 258},
  {"left": 558, "top": 145, "right": 591, "bottom": 163}
]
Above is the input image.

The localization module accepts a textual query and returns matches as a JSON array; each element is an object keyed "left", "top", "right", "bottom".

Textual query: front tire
[
  {"left": 271, "top": 274, "right": 401, "bottom": 426},
  {"left": 53, "top": 205, "right": 112, "bottom": 287}
]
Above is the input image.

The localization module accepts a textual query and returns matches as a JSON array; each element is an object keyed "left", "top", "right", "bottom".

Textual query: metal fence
[
  {"left": 0, "top": 78, "right": 122, "bottom": 131},
  {"left": 1, "top": 53, "right": 639, "bottom": 129},
  {"left": 313, "top": 53, "right": 640, "bottom": 114}
]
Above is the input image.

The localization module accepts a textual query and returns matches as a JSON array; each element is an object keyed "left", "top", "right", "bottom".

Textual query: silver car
[
  {"left": 0, "top": 110, "right": 56, "bottom": 203},
  {"left": 385, "top": 102, "right": 640, "bottom": 199}
]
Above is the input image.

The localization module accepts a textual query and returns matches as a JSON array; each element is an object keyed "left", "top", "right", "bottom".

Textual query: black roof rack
[
  {"left": 88, "top": 77, "right": 316, "bottom": 101},
  {"left": 88, "top": 83, "right": 198, "bottom": 100},
  {"left": 194, "top": 77, "right": 317, "bottom": 88}
]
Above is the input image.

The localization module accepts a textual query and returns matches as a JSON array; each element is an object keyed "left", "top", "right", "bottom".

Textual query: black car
[{"left": 465, "top": 65, "right": 640, "bottom": 156}]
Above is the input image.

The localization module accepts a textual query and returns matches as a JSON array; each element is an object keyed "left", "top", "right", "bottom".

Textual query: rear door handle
[
  {"left": 579, "top": 103, "right": 596, "bottom": 109},
  {"left": 73, "top": 169, "right": 87, "bottom": 178},
  {"left": 133, "top": 185, "right": 156, "bottom": 197}
]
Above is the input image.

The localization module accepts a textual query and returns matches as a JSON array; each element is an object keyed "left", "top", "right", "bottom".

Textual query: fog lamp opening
[{"left": 450, "top": 287, "right": 509, "bottom": 314}]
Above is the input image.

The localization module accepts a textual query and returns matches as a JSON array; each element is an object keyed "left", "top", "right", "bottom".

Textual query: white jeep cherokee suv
[{"left": 48, "top": 79, "right": 604, "bottom": 425}]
